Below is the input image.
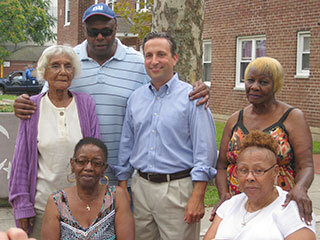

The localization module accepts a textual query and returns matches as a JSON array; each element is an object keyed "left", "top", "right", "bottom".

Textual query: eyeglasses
[
  {"left": 237, "top": 163, "right": 276, "bottom": 177},
  {"left": 73, "top": 157, "right": 105, "bottom": 168},
  {"left": 48, "top": 63, "right": 74, "bottom": 73},
  {"left": 86, "top": 27, "right": 115, "bottom": 37}
]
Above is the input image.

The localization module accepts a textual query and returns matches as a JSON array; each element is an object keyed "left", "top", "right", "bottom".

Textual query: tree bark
[{"left": 152, "top": 0, "right": 204, "bottom": 84}]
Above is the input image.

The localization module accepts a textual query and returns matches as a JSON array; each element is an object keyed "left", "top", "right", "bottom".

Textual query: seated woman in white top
[{"left": 204, "top": 130, "right": 316, "bottom": 240}]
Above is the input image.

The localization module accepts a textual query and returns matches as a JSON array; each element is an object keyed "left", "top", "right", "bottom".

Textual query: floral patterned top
[
  {"left": 52, "top": 185, "right": 116, "bottom": 240},
  {"left": 227, "top": 108, "right": 295, "bottom": 195}
]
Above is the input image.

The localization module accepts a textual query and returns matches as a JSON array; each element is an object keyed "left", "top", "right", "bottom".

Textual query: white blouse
[
  {"left": 35, "top": 94, "right": 83, "bottom": 211},
  {"left": 215, "top": 186, "right": 316, "bottom": 240}
]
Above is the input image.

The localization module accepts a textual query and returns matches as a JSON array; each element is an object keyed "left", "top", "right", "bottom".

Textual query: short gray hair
[{"left": 37, "top": 45, "right": 81, "bottom": 82}]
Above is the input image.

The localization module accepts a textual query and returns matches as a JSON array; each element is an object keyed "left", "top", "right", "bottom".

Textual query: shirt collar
[{"left": 148, "top": 73, "right": 179, "bottom": 95}]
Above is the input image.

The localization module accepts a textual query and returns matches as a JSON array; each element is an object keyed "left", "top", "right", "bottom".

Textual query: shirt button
[
  {"left": 154, "top": 113, "right": 158, "bottom": 116},
  {"left": 60, "top": 112, "right": 64, "bottom": 116},
  {"left": 157, "top": 97, "right": 160, "bottom": 100},
  {"left": 152, "top": 130, "right": 155, "bottom": 134},
  {"left": 150, "top": 147, "right": 154, "bottom": 150}
]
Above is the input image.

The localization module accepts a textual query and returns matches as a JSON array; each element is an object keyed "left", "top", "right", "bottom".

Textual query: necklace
[
  {"left": 241, "top": 206, "right": 263, "bottom": 227},
  {"left": 241, "top": 188, "right": 278, "bottom": 227},
  {"left": 76, "top": 191, "right": 96, "bottom": 211}
]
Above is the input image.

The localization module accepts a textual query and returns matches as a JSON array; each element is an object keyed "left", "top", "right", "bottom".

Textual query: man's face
[
  {"left": 84, "top": 15, "right": 117, "bottom": 60},
  {"left": 144, "top": 38, "right": 178, "bottom": 84}
]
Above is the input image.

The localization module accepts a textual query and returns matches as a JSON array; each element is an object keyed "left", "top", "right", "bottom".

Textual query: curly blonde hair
[{"left": 239, "top": 130, "right": 278, "bottom": 156}]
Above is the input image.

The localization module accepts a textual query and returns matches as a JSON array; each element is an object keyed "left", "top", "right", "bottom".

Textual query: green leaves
[
  {"left": 0, "top": 0, "right": 56, "bottom": 63},
  {"left": 114, "top": 0, "right": 152, "bottom": 40}
]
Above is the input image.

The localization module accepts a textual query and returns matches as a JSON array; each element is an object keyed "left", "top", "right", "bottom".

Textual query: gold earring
[
  {"left": 99, "top": 176, "right": 109, "bottom": 186},
  {"left": 67, "top": 171, "right": 76, "bottom": 183}
]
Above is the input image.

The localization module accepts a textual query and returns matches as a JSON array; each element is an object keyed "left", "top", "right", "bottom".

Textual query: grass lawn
[
  {"left": 313, "top": 141, "right": 320, "bottom": 154},
  {"left": 0, "top": 94, "right": 16, "bottom": 112},
  {"left": 0, "top": 94, "right": 17, "bottom": 101},
  {"left": 204, "top": 185, "right": 219, "bottom": 207}
]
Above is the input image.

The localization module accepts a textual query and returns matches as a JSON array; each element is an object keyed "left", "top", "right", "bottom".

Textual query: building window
[
  {"left": 65, "top": 0, "right": 70, "bottom": 25},
  {"left": 136, "top": 0, "right": 151, "bottom": 12},
  {"left": 105, "top": 0, "right": 117, "bottom": 10},
  {"left": 203, "top": 40, "right": 212, "bottom": 86},
  {"left": 296, "top": 31, "right": 310, "bottom": 77},
  {"left": 235, "top": 36, "right": 266, "bottom": 89}
]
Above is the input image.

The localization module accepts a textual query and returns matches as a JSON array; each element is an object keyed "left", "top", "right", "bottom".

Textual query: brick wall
[{"left": 204, "top": 0, "right": 320, "bottom": 129}]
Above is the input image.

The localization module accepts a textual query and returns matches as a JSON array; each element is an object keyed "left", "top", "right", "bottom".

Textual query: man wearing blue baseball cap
[{"left": 13, "top": 2, "right": 210, "bottom": 211}]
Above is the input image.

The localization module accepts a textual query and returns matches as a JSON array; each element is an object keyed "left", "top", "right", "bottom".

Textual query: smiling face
[
  {"left": 44, "top": 53, "right": 74, "bottom": 91},
  {"left": 245, "top": 67, "right": 274, "bottom": 105},
  {"left": 237, "top": 146, "right": 278, "bottom": 202},
  {"left": 144, "top": 38, "right": 178, "bottom": 89},
  {"left": 84, "top": 15, "right": 117, "bottom": 64},
  {"left": 71, "top": 144, "right": 107, "bottom": 188}
]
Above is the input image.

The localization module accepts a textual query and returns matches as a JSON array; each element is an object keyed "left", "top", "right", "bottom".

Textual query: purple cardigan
[{"left": 8, "top": 91, "right": 100, "bottom": 224}]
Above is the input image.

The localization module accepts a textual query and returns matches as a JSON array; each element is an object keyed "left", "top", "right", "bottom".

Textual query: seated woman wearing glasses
[
  {"left": 9, "top": 45, "right": 100, "bottom": 239},
  {"left": 204, "top": 130, "right": 316, "bottom": 240},
  {"left": 42, "top": 137, "right": 133, "bottom": 240}
]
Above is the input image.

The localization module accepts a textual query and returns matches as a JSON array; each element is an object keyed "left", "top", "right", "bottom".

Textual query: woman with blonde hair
[{"left": 212, "top": 57, "right": 314, "bottom": 224}]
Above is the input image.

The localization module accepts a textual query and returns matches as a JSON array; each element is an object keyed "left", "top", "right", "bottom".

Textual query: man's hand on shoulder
[
  {"left": 14, "top": 94, "right": 37, "bottom": 119},
  {"left": 189, "top": 81, "right": 210, "bottom": 108}
]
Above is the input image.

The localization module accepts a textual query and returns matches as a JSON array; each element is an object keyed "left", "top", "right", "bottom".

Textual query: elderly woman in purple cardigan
[{"left": 9, "top": 45, "right": 100, "bottom": 239}]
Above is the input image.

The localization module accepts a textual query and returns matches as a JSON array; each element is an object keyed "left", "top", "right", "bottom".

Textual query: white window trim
[
  {"left": 235, "top": 35, "right": 266, "bottom": 90},
  {"left": 136, "top": 0, "right": 149, "bottom": 12},
  {"left": 105, "top": 0, "right": 117, "bottom": 10},
  {"left": 295, "top": 31, "right": 310, "bottom": 78},
  {"left": 64, "top": 0, "right": 70, "bottom": 26},
  {"left": 203, "top": 40, "right": 212, "bottom": 87}
]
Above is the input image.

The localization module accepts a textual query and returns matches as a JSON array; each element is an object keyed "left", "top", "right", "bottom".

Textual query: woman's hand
[
  {"left": 283, "top": 184, "right": 313, "bottom": 225},
  {"left": 189, "top": 81, "right": 210, "bottom": 108},
  {"left": 209, "top": 193, "right": 231, "bottom": 221},
  {"left": 17, "top": 217, "right": 34, "bottom": 234},
  {"left": 0, "top": 228, "right": 36, "bottom": 240}
]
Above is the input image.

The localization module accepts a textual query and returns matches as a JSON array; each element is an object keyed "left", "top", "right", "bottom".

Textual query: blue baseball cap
[{"left": 82, "top": 3, "right": 117, "bottom": 23}]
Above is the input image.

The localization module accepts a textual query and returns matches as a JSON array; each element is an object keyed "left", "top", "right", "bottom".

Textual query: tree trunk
[{"left": 152, "top": 0, "right": 204, "bottom": 84}]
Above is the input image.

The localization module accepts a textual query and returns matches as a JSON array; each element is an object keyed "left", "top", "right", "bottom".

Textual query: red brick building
[{"left": 203, "top": 0, "right": 320, "bottom": 140}]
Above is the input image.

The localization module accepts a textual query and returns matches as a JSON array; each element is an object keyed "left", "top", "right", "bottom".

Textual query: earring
[
  {"left": 99, "top": 176, "right": 109, "bottom": 186},
  {"left": 67, "top": 171, "right": 76, "bottom": 183}
]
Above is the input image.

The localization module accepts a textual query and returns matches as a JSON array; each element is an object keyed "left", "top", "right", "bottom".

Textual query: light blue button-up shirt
[{"left": 115, "top": 73, "right": 217, "bottom": 181}]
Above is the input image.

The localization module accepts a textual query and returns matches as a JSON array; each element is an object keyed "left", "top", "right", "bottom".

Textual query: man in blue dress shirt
[{"left": 115, "top": 32, "right": 218, "bottom": 240}]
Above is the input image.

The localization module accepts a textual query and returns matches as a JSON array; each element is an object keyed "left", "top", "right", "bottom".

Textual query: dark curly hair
[{"left": 239, "top": 130, "right": 278, "bottom": 156}]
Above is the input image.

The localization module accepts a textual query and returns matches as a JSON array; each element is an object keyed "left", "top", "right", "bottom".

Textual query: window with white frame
[
  {"left": 65, "top": 0, "right": 70, "bottom": 25},
  {"left": 235, "top": 36, "right": 266, "bottom": 89},
  {"left": 203, "top": 40, "right": 212, "bottom": 85},
  {"left": 296, "top": 31, "right": 310, "bottom": 77},
  {"left": 105, "top": 0, "right": 117, "bottom": 10},
  {"left": 136, "top": 0, "right": 150, "bottom": 12}
]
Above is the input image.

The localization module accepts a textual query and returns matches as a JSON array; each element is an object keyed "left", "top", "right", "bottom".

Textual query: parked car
[{"left": 0, "top": 71, "right": 43, "bottom": 95}]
